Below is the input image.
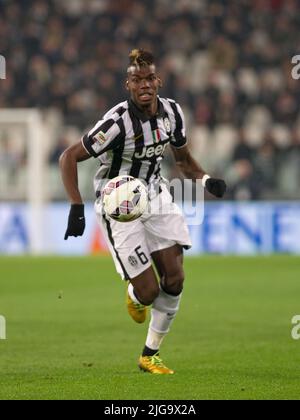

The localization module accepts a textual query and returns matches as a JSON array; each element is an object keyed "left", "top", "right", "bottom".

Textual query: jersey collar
[{"left": 128, "top": 97, "right": 165, "bottom": 122}]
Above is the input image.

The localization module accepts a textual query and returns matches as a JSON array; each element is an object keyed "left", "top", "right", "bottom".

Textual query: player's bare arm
[
  {"left": 59, "top": 142, "right": 91, "bottom": 239},
  {"left": 171, "top": 144, "right": 206, "bottom": 180},
  {"left": 172, "top": 144, "right": 227, "bottom": 198},
  {"left": 59, "top": 142, "right": 90, "bottom": 204}
]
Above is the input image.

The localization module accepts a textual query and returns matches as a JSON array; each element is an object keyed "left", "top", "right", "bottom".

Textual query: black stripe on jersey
[
  {"left": 103, "top": 214, "right": 131, "bottom": 280},
  {"left": 90, "top": 118, "right": 115, "bottom": 138},
  {"left": 114, "top": 106, "right": 126, "bottom": 117},
  {"left": 169, "top": 102, "right": 182, "bottom": 129},
  {"left": 82, "top": 133, "right": 95, "bottom": 156},
  {"left": 128, "top": 109, "right": 145, "bottom": 178},
  {"left": 90, "top": 106, "right": 126, "bottom": 138},
  {"left": 84, "top": 107, "right": 128, "bottom": 158},
  {"left": 145, "top": 117, "right": 160, "bottom": 183},
  {"left": 108, "top": 117, "right": 126, "bottom": 179},
  {"left": 169, "top": 101, "right": 186, "bottom": 147}
]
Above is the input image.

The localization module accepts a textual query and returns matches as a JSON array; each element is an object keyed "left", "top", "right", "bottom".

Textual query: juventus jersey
[{"left": 82, "top": 96, "right": 187, "bottom": 196}]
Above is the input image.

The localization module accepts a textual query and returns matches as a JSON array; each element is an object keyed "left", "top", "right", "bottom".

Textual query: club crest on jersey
[
  {"left": 128, "top": 255, "right": 138, "bottom": 267},
  {"left": 163, "top": 117, "right": 171, "bottom": 134},
  {"left": 94, "top": 131, "right": 106, "bottom": 144}
]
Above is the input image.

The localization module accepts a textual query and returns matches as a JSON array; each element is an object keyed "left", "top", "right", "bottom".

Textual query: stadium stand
[{"left": 0, "top": 0, "right": 300, "bottom": 200}]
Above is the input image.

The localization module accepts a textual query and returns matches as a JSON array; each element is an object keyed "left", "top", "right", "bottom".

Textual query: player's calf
[
  {"left": 141, "top": 283, "right": 183, "bottom": 358},
  {"left": 130, "top": 267, "right": 160, "bottom": 306},
  {"left": 127, "top": 284, "right": 148, "bottom": 324},
  {"left": 127, "top": 267, "right": 160, "bottom": 323}
]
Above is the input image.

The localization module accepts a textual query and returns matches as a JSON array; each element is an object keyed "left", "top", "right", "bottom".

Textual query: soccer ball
[{"left": 102, "top": 175, "right": 148, "bottom": 222}]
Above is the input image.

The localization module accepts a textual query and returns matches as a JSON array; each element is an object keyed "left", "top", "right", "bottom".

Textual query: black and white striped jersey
[{"left": 82, "top": 96, "right": 187, "bottom": 196}]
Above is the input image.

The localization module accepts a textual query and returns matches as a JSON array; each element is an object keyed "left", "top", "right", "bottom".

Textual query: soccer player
[{"left": 60, "top": 49, "right": 226, "bottom": 374}]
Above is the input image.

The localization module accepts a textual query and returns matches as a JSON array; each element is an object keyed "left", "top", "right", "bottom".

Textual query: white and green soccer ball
[{"left": 102, "top": 175, "right": 148, "bottom": 222}]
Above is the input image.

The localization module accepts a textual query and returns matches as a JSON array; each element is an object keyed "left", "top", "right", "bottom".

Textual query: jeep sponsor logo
[{"left": 134, "top": 143, "right": 168, "bottom": 159}]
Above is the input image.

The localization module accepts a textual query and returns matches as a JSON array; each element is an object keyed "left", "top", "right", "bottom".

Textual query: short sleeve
[{"left": 82, "top": 117, "right": 125, "bottom": 158}]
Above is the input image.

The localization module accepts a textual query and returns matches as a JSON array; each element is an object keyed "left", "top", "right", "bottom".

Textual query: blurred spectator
[
  {"left": 49, "top": 135, "right": 70, "bottom": 165},
  {"left": 255, "top": 134, "right": 278, "bottom": 193},
  {"left": 226, "top": 130, "right": 261, "bottom": 200}
]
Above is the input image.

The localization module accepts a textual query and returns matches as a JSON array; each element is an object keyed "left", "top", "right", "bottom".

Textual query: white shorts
[{"left": 95, "top": 184, "right": 192, "bottom": 280}]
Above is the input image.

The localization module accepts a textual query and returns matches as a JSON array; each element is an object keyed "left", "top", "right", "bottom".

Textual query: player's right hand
[{"left": 64, "top": 204, "right": 85, "bottom": 240}]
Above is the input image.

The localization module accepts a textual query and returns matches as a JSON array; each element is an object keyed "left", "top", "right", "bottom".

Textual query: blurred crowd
[{"left": 0, "top": 0, "right": 300, "bottom": 200}]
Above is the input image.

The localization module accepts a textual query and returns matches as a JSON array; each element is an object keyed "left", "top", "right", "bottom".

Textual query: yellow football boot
[
  {"left": 138, "top": 353, "right": 175, "bottom": 374},
  {"left": 126, "top": 290, "right": 147, "bottom": 324}
]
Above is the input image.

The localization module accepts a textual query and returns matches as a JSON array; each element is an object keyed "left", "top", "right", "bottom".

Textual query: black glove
[
  {"left": 64, "top": 204, "right": 85, "bottom": 240},
  {"left": 205, "top": 177, "right": 227, "bottom": 198}
]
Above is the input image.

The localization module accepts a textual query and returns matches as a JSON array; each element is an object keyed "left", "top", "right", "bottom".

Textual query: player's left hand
[{"left": 204, "top": 177, "right": 227, "bottom": 198}]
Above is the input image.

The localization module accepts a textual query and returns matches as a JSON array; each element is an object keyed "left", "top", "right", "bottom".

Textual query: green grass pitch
[{"left": 0, "top": 256, "right": 300, "bottom": 400}]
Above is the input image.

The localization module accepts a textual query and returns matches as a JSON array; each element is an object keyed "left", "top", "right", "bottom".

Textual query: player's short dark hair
[{"left": 128, "top": 49, "right": 155, "bottom": 69}]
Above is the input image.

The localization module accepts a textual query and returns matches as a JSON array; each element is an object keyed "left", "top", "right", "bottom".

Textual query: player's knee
[
  {"left": 136, "top": 283, "right": 160, "bottom": 306},
  {"left": 162, "top": 270, "right": 185, "bottom": 296}
]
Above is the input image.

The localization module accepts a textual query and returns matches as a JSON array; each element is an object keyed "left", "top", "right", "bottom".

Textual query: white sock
[
  {"left": 128, "top": 282, "right": 141, "bottom": 305},
  {"left": 145, "top": 287, "right": 182, "bottom": 351},
  {"left": 146, "top": 328, "right": 166, "bottom": 351}
]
